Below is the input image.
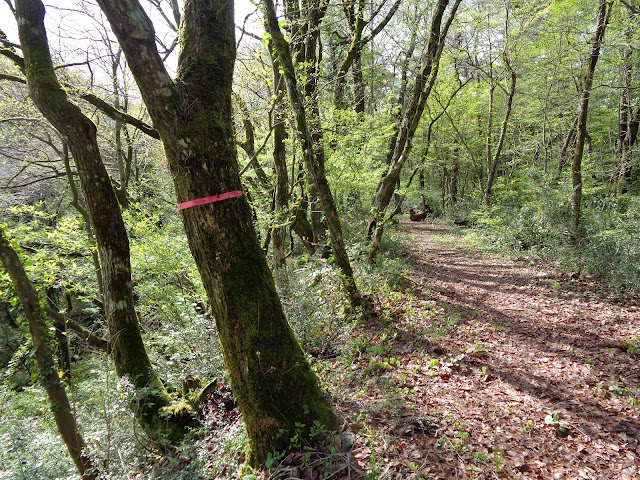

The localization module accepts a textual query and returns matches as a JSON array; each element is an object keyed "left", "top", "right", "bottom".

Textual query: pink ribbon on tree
[{"left": 178, "top": 190, "right": 243, "bottom": 210}]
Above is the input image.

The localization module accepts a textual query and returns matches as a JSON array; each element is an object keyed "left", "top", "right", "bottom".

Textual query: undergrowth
[
  {"left": 467, "top": 189, "right": 640, "bottom": 297},
  {"left": 0, "top": 203, "right": 416, "bottom": 479}
]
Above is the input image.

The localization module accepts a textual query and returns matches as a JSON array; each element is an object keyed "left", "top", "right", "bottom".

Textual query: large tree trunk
[
  {"left": 367, "top": 0, "right": 462, "bottom": 262},
  {"left": 62, "top": 143, "right": 103, "bottom": 299},
  {"left": 95, "top": 0, "right": 337, "bottom": 466},
  {"left": 571, "top": 0, "right": 613, "bottom": 240},
  {"left": 263, "top": 0, "right": 362, "bottom": 309},
  {"left": 15, "top": 0, "right": 181, "bottom": 441},
  {"left": 0, "top": 228, "right": 97, "bottom": 480}
]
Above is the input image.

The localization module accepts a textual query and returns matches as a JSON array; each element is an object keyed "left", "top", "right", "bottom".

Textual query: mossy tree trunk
[
  {"left": 287, "top": 0, "right": 332, "bottom": 249},
  {"left": 0, "top": 228, "right": 97, "bottom": 480},
  {"left": 367, "top": 0, "right": 462, "bottom": 263},
  {"left": 571, "top": 0, "right": 613, "bottom": 240},
  {"left": 271, "top": 57, "right": 290, "bottom": 277},
  {"left": 95, "top": 0, "right": 337, "bottom": 466},
  {"left": 263, "top": 0, "right": 362, "bottom": 309},
  {"left": 14, "top": 0, "right": 181, "bottom": 441}
]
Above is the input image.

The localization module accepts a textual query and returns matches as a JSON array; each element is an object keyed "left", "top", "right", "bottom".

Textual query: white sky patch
[{"left": 0, "top": 0, "right": 262, "bottom": 77}]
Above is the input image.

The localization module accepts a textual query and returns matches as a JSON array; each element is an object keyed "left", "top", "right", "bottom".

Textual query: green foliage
[
  {"left": 469, "top": 175, "right": 640, "bottom": 295},
  {"left": 324, "top": 109, "right": 395, "bottom": 212},
  {"left": 579, "top": 196, "right": 640, "bottom": 293},
  {"left": 4, "top": 0, "right": 640, "bottom": 475},
  {"left": 123, "top": 203, "right": 225, "bottom": 387},
  {"left": 0, "top": 384, "right": 77, "bottom": 479},
  {"left": 278, "top": 256, "right": 351, "bottom": 353},
  {"left": 0, "top": 356, "right": 147, "bottom": 479},
  {"left": 362, "top": 358, "right": 398, "bottom": 377},
  {"left": 5, "top": 204, "right": 100, "bottom": 301}
]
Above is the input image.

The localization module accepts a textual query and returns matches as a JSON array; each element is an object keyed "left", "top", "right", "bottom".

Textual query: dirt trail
[
  {"left": 197, "top": 220, "right": 640, "bottom": 480},
  {"left": 370, "top": 221, "right": 640, "bottom": 479}
]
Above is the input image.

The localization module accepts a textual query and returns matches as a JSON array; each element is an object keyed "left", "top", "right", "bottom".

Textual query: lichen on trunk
[{"left": 15, "top": 0, "right": 185, "bottom": 443}]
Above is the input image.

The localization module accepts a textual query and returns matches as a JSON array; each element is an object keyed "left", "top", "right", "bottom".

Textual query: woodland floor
[{"left": 195, "top": 220, "right": 640, "bottom": 480}]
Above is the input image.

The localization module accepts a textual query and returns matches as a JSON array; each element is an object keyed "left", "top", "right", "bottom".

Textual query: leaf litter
[
  {"left": 318, "top": 220, "right": 639, "bottom": 480},
  {"left": 177, "top": 220, "right": 638, "bottom": 480}
]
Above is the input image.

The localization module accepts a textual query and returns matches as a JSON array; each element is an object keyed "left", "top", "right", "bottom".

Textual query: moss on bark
[
  {"left": 96, "top": 0, "right": 338, "bottom": 466},
  {"left": 16, "top": 0, "right": 185, "bottom": 444}
]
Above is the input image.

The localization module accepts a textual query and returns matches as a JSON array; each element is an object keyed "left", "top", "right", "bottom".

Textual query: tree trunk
[
  {"left": 263, "top": 0, "right": 362, "bottom": 309},
  {"left": 0, "top": 227, "right": 97, "bottom": 480},
  {"left": 484, "top": 84, "right": 495, "bottom": 200},
  {"left": 367, "top": 0, "right": 462, "bottom": 262},
  {"left": 96, "top": 0, "right": 337, "bottom": 466},
  {"left": 15, "top": 0, "right": 181, "bottom": 441},
  {"left": 293, "top": 0, "right": 331, "bottom": 249},
  {"left": 451, "top": 148, "right": 459, "bottom": 207},
  {"left": 271, "top": 57, "right": 289, "bottom": 277},
  {"left": 111, "top": 50, "right": 131, "bottom": 208},
  {"left": 236, "top": 95, "right": 271, "bottom": 189},
  {"left": 614, "top": 24, "right": 637, "bottom": 194},
  {"left": 571, "top": 0, "right": 613, "bottom": 240},
  {"left": 558, "top": 115, "right": 578, "bottom": 172},
  {"left": 353, "top": 52, "right": 366, "bottom": 114},
  {"left": 334, "top": 0, "right": 402, "bottom": 112},
  {"left": 378, "top": 19, "right": 419, "bottom": 174},
  {"left": 62, "top": 143, "right": 103, "bottom": 299},
  {"left": 334, "top": 2, "right": 366, "bottom": 111},
  {"left": 485, "top": 64, "right": 517, "bottom": 206}
]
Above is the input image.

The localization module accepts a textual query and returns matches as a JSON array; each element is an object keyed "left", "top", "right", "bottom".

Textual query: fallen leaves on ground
[{"left": 322, "top": 221, "right": 640, "bottom": 480}]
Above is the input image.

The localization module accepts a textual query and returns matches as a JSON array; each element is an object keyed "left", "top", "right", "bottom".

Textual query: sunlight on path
[{"left": 400, "top": 220, "right": 639, "bottom": 479}]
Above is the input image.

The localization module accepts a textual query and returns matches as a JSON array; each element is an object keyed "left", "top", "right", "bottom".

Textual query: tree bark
[
  {"left": 558, "top": 114, "right": 578, "bottom": 172},
  {"left": 286, "top": 0, "right": 331, "bottom": 248},
  {"left": 0, "top": 227, "right": 97, "bottom": 480},
  {"left": 271, "top": 56, "right": 290, "bottom": 277},
  {"left": 485, "top": 62, "right": 517, "bottom": 206},
  {"left": 95, "top": 0, "right": 337, "bottom": 466},
  {"left": 263, "top": 0, "right": 362, "bottom": 309},
  {"left": 334, "top": 0, "right": 402, "bottom": 112},
  {"left": 62, "top": 142, "right": 103, "bottom": 299},
  {"left": 571, "top": 0, "right": 613, "bottom": 240},
  {"left": 236, "top": 94, "right": 271, "bottom": 189},
  {"left": 15, "top": 0, "right": 181, "bottom": 440},
  {"left": 614, "top": 23, "right": 637, "bottom": 193}
]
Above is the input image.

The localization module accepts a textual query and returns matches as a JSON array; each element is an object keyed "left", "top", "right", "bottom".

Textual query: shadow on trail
[{"left": 402, "top": 221, "right": 640, "bottom": 438}]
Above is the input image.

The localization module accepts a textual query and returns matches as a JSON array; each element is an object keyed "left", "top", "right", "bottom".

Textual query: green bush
[{"left": 469, "top": 177, "right": 640, "bottom": 295}]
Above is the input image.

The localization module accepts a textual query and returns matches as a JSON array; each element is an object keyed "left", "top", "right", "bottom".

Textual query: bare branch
[
  {"left": 46, "top": 307, "right": 109, "bottom": 353},
  {"left": 0, "top": 72, "right": 26, "bottom": 83},
  {"left": 75, "top": 91, "right": 159, "bottom": 139},
  {"left": 619, "top": 0, "right": 640, "bottom": 14}
]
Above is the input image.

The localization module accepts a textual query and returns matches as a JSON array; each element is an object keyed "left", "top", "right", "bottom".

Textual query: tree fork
[
  {"left": 14, "top": 0, "right": 183, "bottom": 441},
  {"left": 95, "top": 0, "right": 338, "bottom": 465},
  {"left": 367, "top": 0, "right": 462, "bottom": 262},
  {"left": 263, "top": 0, "right": 362, "bottom": 309}
]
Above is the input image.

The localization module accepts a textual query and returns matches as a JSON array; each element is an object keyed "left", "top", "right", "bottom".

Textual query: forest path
[
  {"left": 195, "top": 220, "right": 640, "bottom": 479},
  {"left": 366, "top": 220, "right": 639, "bottom": 479}
]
